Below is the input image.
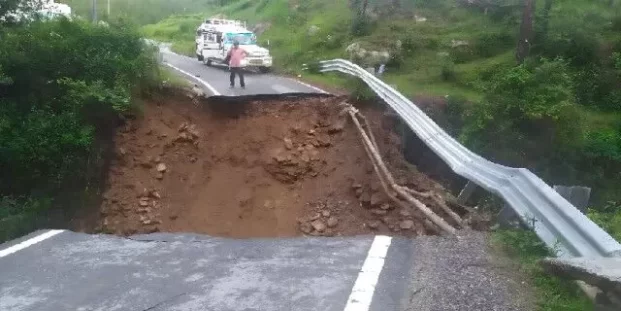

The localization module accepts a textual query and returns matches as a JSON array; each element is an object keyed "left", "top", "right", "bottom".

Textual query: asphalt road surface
[
  {"left": 0, "top": 229, "right": 526, "bottom": 311},
  {"left": 160, "top": 47, "right": 326, "bottom": 97}
]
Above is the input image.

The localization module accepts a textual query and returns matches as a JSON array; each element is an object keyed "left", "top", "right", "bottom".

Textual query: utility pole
[{"left": 92, "top": 0, "right": 97, "bottom": 23}]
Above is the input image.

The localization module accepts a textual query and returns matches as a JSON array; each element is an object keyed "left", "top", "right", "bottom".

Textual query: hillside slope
[{"left": 143, "top": 0, "right": 522, "bottom": 100}]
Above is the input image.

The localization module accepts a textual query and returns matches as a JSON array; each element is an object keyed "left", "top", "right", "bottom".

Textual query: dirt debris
[{"left": 96, "top": 93, "right": 464, "bottom": 238}]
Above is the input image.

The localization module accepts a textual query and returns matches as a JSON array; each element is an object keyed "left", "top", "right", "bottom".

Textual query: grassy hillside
[
  {"left": 141, "top": 0, "right": 520, "bottom": 100},
  {"left": 60, "top": 0, "right": 216, "bottom": 25}
]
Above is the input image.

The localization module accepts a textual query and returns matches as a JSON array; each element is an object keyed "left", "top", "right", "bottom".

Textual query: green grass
[
  {"left": 588, "top": 201, "right": 621, "bottom": 242},
  {"left": 141, "top": 13, "right": 204, "bottom": 56},
  {"left": 492, "top": 229, "right": 594, "bottom": 311},
  {"left": 160, "top": 66, "right": 192, "bottom": 89}
]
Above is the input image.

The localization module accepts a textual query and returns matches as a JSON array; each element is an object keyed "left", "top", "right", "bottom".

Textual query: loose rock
[
  {"left": 370, "top": 192, "right": 383, "bottom": 206},
  {"left": 326, "top": 216, "right": 338, "bottom": 228},
  {"left": 310, "top": 219, "right": 326, "bottom": 232},
  {"left": 149, "top": 190, "right": 161, "bottom": 199},
  {"left": 156, "top": 163, "right": 167, "bottom": 172},
  {"left": 400, "top": 220, "right": 414, "bottom": 230},
  {"left": 368, "top": 221, "right": 380, "bottom": 230},
  {"left": 399, "top": 209, "right": 412, "bottom": 217},
  {"left": 299, "top": 222, "right": 313, "bottom": 234},
  {"left": 359, "top": 192, "right": 371, "bottom": 204},
  {"left": 284, "top": 137, "right": 293, "bottom": 150},
  {"left": 380, "top": 203, "right": 391, "bottom": 210},
  {"left": 310, "top": 213, "right": 321, "bottom": 221},
  {"left": 371, "top": 209, "right": 387, "bottom": 216},
  {"left": 321, "top": 210, "right": 331, "bottom": 217}
]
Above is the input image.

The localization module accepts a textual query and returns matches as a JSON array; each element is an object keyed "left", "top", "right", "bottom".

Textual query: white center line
[
  {"left": 164, "top": 63, "right": 221, "bottom": 96},
  {"left": 0, "top": 230, "right": 64, "bottom": 258},
  {"left": 343, "top": 235, "right": 393, "bottom": 311}
]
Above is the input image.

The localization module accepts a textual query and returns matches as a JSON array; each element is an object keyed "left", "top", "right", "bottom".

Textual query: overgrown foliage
[
  {"left": 0, "top": 18, "right": 159, "bottom": 241},
  {"left": 60, "top": 0, "right": 215, "bottom": 25},
  {"left": 589, "top": 201, "right": 621, "bottom": 241},
  {"left": 492, "top": 229, "right": 593, "bottom": 311},
  {"left": 461, "top": 58, "right": 581, "bottom": 173}
]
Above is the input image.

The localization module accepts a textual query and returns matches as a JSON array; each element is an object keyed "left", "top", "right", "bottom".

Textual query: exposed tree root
[{"left": 342, "top": 102, "right": 469, "bottom": 235}]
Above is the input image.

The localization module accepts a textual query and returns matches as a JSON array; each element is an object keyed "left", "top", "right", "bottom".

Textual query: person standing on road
[{"left": 226, "top": 41, "right": 248, "bottom": 88}]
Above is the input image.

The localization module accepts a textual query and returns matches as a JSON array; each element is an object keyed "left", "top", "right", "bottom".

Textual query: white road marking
[
  {"left": 287, "top": 78, "right": 329, "bottom": 94},
  {"left": 343, "top": 235, "right": 392, "bottom": 311},
  {"left": 164, "top": 63, "right": 221, "bottom": 96},
  {"left": 0, "top": 230, "right": 64, "bottom": 258}
]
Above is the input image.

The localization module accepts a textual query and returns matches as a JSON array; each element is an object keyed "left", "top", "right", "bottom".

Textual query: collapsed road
[{"left": 0, "top": 48, "right": 532, "bottom": 311}]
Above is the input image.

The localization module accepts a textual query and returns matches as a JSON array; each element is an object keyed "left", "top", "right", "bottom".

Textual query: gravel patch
[{"left": 400, "top": 230, "right": 534, "bottom": 311}]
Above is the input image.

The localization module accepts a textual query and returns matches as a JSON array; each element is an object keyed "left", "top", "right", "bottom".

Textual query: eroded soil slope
[{"left": 98, "top": 93, "right": 454, "bottom": 238}]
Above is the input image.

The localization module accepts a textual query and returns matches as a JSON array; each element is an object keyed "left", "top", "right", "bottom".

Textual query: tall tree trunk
[
  {"left": 361, "top": 0, "right": 369, "bottom": 16},
  {"left": 540, "top": 0, "right": 553, "bottom": 37},
  {"left": 516, "top": 0, "right": 536, "bottom": 64}
]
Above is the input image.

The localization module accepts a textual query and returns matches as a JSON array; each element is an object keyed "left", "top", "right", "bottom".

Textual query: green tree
[
  {"left": 462, "top": 58, "right": 580, "bottom": 170},
  {"left": 0, "top": 0, "right": 44, "bottom": 23}
]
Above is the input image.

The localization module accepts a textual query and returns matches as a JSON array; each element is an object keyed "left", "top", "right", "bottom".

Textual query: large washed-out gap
[{"left": 95, "top": 92, "right": 470, "bottom": 238}]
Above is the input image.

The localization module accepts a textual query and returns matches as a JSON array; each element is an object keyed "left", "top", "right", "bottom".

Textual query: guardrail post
[
  {"left": 553, "top": 185, "right": 591, "bottom": 212},
  {"left": 456, "top": 181, "right": 477, "bottom": 204}
]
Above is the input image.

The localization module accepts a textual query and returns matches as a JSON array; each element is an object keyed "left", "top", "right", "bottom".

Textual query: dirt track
[{"left": 97, "top": 92, "right": 458, "bottom": 238}]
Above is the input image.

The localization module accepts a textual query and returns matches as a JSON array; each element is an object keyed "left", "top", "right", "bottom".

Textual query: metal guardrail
[{"left": 315, "top": 58, "right": 621, "bottom": 258}]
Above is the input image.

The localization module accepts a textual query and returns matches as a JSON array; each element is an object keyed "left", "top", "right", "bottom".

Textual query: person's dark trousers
[{"left": 229, "top": 67, "right": 245, "bottom": 87}]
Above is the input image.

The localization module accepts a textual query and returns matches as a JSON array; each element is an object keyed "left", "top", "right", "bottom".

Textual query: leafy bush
[
  {"left": 351, "top": 15, "right": 373, "bottom": 36},
  {"left": 583, "top": 126, "right": 621, "bottom": 162},
  {"left": 588, "top": 201, "right": 621, "bottom": 241},
  {"left": 461, "top": 58, "right": 581, "bottom": 167},
  {"left": 450, "top": 45, "right": 476, "bottom": 64},
  {"left": 536, "top": 28, "right": 601, "bottom": 67},
  {"left": 0, "top": 196, "right": 52, "bottom": 242},
  {"left": 473, "top": 31, "right": 514, "bottom": 58},
  {"left": 440, "top": 60, "right": 456, "bottom": 81},
  {"left": 574, "top": 53, "right": 621, "bottom": 111},
  {"left": 0, "top": 18, "right": 159, "bottom": 195}
]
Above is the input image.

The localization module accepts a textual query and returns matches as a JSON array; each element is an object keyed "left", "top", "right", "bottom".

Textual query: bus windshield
[{"left": 225, "top": 32, "right": 256, "bottom": 45}]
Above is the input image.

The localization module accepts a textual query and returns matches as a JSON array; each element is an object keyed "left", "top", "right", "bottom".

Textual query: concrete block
[{"left": 553, "top": 185, "right": 591, "bottom": 212}]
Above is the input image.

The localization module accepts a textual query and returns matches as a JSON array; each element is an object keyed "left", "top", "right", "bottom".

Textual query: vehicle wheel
[
  {"left": 197, "top": 54, "right": 204, "bottom": 61},
  {"left": 259, "top": 66, "right": 271, "bottom": 73},
  {"left": 206, "top": 59, "right": 213, "bottom": 66}
]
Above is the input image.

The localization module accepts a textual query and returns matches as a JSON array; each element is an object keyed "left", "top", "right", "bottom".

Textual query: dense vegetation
[
  {"left": 60, "top": 0, "right": 221, "bottom": 25},
  {"left": 0, "top": 16, "right": 160, "bottom": 241}
]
